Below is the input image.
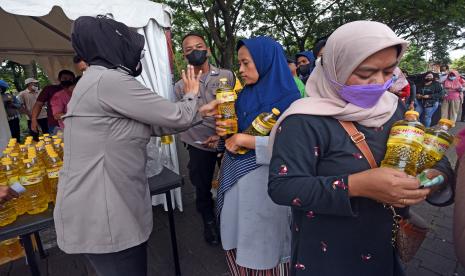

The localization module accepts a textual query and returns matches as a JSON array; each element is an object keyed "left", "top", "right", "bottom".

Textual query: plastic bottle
[
  {"left": 0, "top": 168, "right": 17, "bottom": 226},
  {"left": 0, "top": 237, "right": 23, "bottom": 261},
  {"left": 237, "top": 108, "right": 281, "bottom": 154},
  {"left": 46, "top": 152, "right": 62, "bottom": 204},
  {"left": 28, "top": 151, "right": 49, "bottom": 203},
  {"left": 381, "top": 111, "right": 425, "bottom": 176},
  {"left": 416, "top": 119, "right": 454, "bottom": 173},
  {"left": 216, "top": 78, "right": 238, "bottom": 135},
  {"left": 20, "top": 159, "right": 48, "bottom": 214},
  {"left": 1, "top": 158, "right": 26, "bottom": 215},
  {"left": 53, "top": 141, "right": 63, "bottom": 159}
]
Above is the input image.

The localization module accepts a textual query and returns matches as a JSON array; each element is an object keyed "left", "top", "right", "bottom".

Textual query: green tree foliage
[
  {"left": 160, "top": 0, "right": 465, "bottom": 70},
  {"left": 398, "top": 44, "right": 428, "bottom": 74},
  {"left": 451, "top": 55, "right": 465, "bottom": 72}
]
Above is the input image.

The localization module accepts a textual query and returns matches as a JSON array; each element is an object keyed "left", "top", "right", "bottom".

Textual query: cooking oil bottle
[
  {"left": 0, "top": 168, "right": 17, "bottom": 226},
  {"left": 53, "top": 140, "right": 63, "bottom": 159},
  {"left": 20, "top": 159, "right": 48, "bottom": 214},
  {"left": 416, "top": 119, "right": 454, "bottom": 173},
  {"left": 28, "top": 149, "right": 49, "bottom": 203},
  {"left": 237, "top": 108, "right": 281, "bottom": 154},
  {"left": 46, "top": 152, "right": 62, "bottom": 204},
  {"left": 0, "top": 237, "right": 23, "bottom": 261},
  {"left": 2, "top": 158, "right": 26, "bottom": 216},
  {"left": 216, "top": 78, "right": 238, "bottom": 135},
  {"left": 381, "top": 111, "right": 425, "bottom": 176}
]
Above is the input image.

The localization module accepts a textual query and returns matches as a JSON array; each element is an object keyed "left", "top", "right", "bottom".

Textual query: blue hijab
[
  {"left": 295, "top": 51, "right": 315, "bottom": 67},
  {"left": 236, "top": 37, "right": 301, "bottom": 132}
]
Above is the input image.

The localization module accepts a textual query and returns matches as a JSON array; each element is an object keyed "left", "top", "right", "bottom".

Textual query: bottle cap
[
  {"left": 19, "top": 145, "right": 26, "bottom": 149},
  {"left": 43, "top": 134, "right": 50, "bottom": 137},
  {"left": 438, "top": 118, "right": 454, "bottom": 128},
  {"left": 22, "top": 159, "right": 31, "bottom": 164},
  {"left": 271, "top": 108, "right": 281, "bottom": 116},
  {"left": 10, "top": 153, "right": 19, "bottom": 157},
  {"left": 1, "top": 158, "right": 12, "bottom": 165},
  {"left": 52, "top": 136, "right": 58, "bottom": 139},
  {"left": 405, "top": 110, "right": 419, "bottom": 118}
]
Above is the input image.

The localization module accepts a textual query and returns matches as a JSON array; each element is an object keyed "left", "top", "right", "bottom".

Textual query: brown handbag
[{"left": 338, "top": 121, "right": 428, "bottom": 263}]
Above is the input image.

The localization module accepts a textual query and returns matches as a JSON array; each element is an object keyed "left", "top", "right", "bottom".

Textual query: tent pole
[{"left": 29, "top": 17, "right": 71, "bottom": 41}]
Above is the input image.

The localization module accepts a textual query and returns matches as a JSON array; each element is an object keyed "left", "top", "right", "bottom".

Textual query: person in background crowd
[
  {"left": 174, "top": 33, "right": 233, "bottom": 246},
  {"left": 439, "top": 65, "right": 450, "bottom": 84},
  {"left": 74, "top": 55, "right": 88, "bottom": 72},
  {"left": 287, "top": 57, "right": 306, "bottom": 97},
  {"left": 55, "top": 16, "right": 218, "bottom": 276},
  {"left": 402, "top": 70, "right": 416, "bottom": 110},
  {"left": 415, "top": 71, "right": 445, "bottom": 127},
  {"left": 0, "top": 80, "right": 21, "bottom": 140},
  {"left": 388, "top": 67, "right": 410, "bottom": 104},
  {"left": 312, "top": 38, "right": 327, "bottom": 59},
  {"left": 31, "top": 70, "right": 75, "bottom": 135},
  {"left": 18, "top": 78, "right": 49, "bottom": 139},
  {"left": 268, "top": 21, "right": 454, "bottom": 276},
  {"left": 295, "top": 51, "right": 315, "bottom": 84},
  {"left": 216, "top": 36, "right": 299, "bottom": 276},
  {"left": 441, "top": 70, "right": 464, "bottom": 122},
  {"left": 454, "top": 127, "right": 465, "bottom": 268},
  {"left": 51, "top": 76, "right": 80, "bottom": 130}
]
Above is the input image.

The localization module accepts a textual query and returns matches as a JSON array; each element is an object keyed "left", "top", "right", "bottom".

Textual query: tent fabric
[{"left": 0, "top": 0, "right": 183, "bottom": 210}]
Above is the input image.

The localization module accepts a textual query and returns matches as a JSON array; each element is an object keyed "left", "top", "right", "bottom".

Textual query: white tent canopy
[{"left": 0, "top": 0, "right": 183, "bottom": 210}]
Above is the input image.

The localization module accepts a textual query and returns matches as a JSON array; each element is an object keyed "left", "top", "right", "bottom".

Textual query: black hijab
[{"left": 71, "top": 16, "right": 145, "bottom": 76}]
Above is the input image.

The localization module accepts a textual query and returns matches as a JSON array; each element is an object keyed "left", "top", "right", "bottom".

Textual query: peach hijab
[{"left": 269, "top": 21, "right": 409, "bottom": 149}]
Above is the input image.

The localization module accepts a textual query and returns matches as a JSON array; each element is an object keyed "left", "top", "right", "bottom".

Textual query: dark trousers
[
  {"left": 8, "top": 118, "right": 20, "bottom": 141},
  {"left": 85, "top": 242, "right": 147, "bottom": 276},
  {"left": 27, "top": 118, "right": 49, "bottom": 140},
  {"left": 187, "top": 145, "right": 220, "bottom": 222}
]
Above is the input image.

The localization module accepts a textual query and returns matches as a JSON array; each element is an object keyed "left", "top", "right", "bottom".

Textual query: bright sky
[{"left": 450, "top": 48, "right": 465, "bottom": 60}]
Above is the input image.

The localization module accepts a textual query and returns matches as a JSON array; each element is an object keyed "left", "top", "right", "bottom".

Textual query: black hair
[
  {"left": 312, "top": 39, "right": 327, "bottom": 58},
  {"left": 58, "top": 70, "right": 75, "bottom": 80},
  {"left": 73, "top": 55, "right": 84, "bottom": 64},
  {"left": 181, "top": 32, "right": 207, "bottom": 47}
]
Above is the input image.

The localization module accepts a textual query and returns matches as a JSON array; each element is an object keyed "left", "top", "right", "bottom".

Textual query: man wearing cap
[
  {"left": 174, "top": 32, "right": 235, "bottom": 246},
  {"left": 18, "top": 78, "right": 49, "bottom": 137}
]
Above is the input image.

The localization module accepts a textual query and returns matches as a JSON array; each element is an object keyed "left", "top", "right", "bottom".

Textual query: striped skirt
[{"left": 225, "top": 249, "right": 290, "bottom": 276}]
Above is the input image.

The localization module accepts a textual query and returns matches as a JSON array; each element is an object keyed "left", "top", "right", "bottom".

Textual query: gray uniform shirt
[
  {"left": 174, "top": 65, "right": 234, "bottom": 151},
  {"left": 54, "top": 66, "right": 199, "bottom": 254}
]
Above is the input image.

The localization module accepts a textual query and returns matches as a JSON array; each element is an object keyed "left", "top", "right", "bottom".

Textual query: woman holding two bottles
[
  {"left": 268, "top": 21, "right": 454, "bottom": 276},
  {"left": 216, "top": 37, "right": 300, "bottom": 275}
]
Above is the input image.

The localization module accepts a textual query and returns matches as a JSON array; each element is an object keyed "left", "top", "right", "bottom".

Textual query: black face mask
[
  {"left": 425, "top": 78, "right": 433, "bottom": 82},
  {"left": 298, "top": 64, "right": 311, "bottom": 77},
  {"left": 186, "top": 50, "right": 208, "bottom": 66},
  {"left": 60, "top": 80, "right": 74, "bottom": 87}
]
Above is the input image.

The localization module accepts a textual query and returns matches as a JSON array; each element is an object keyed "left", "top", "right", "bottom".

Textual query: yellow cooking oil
[
  {"left": 2, "top": 158, "right": 26, "bottom": 216},
  {"left": 381, "top": 111, "right": 425, "bottom": 176},
  {"left": 216, "top": 78, "right": 238, "bottom": 135},
  {"left": 416, "top": 119, "right": 454, "bottom": 173},
  {"left": 20, "top": 159, "right": 48, "bottom": 214},
  {"left": 46, "top": 152, "right": 62, "bottom": 204},
  {"left": 1, "top": 237, "right": 23, "bottom": 260},
  {"left": 0, "top": 167, "right": 17, "bottom": 227},
  {"left": 237, "top": 108, "right": 281, "bottom": 154}
]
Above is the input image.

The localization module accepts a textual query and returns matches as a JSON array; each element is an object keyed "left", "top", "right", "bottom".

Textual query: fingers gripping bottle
[
  {"left": 381, "top": 111, "right": 425, "bottom": 176},
  {"left": 0, "top": 168, "right": 17, "bottom": 226},
  {"left": 237, "top": 108, "right": 281, "bottom": 154},
  {"left": 20, "top": 159, "right": 48, "bottom": 214},
  {"left": 416, "top": 119, "right": 454, "bottom": 173},
  {"left": 216, "top": 78, "right": 238, "bottom": 134}
]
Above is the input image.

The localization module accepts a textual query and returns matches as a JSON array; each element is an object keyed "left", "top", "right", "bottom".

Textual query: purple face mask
[{"left": 330, "top": 78, "right": 394, "bottom": 108}]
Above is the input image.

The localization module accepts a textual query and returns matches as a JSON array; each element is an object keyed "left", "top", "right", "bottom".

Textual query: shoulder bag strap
[{"left": 338, "top": 121, "right": 378, "bottom": 169}]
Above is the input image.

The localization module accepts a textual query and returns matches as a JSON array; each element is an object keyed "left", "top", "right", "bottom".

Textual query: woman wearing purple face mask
[{"left": 267, "top": 21, "right": 454, "bottom": 276}]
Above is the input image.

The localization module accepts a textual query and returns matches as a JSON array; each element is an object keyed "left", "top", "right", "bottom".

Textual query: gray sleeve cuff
[{"left": 255, "top": 136, "right": 271, "bottom": 165}]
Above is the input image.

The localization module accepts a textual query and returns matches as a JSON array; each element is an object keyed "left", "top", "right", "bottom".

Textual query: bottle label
[
  {"left": 388, "top": 126, "right": 424, "bottom": 144},
  {"left": 251, "top": 119, "right": 271, "bottom": 136},
  {"left": 20, "top": 173, "right": 43, "bottom": 186},
  {"left": 423, "top": 134, "right": 451, "bottom": 155},
  {"left": 47, "top": 170, "right": 59, "bottom": 179},
  {"left": 216, "top": 91, "right": 236, "bottom": 102}
]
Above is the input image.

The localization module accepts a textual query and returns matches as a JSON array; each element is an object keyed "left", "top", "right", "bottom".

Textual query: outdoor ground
[{"left": 0, "top": 123, "right": 464, "bottom": 276}]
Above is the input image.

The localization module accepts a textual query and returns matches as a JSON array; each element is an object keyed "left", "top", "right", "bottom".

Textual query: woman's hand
[
  {"left": 182, "top": 65, "right": 202, "bottom": 95},
  {"left": 216, "top": 116, "right": 235, "bottom": 137},
  {"left": 225, "top": 134, "right": 255, "bottom": 154},
  {"left": 199, "top": 100, "right": 219, "bottom": 117},
  {"left": 348, "top": 167, "right": 430, "bottom": 208},
  {"left": 202, "top": 135, "right": 220, "bottom": 149},
  {"left": 0, "top": 186, "right": 18, "bottom": 205}
]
